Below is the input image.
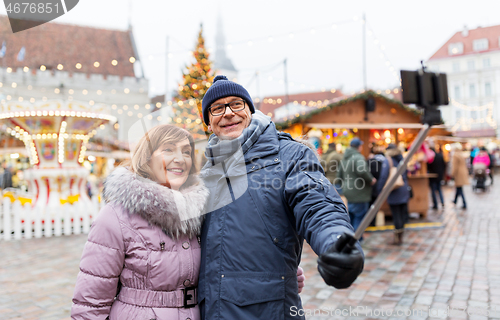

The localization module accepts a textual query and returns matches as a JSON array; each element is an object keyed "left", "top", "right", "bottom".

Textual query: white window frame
[
  {"left": 472, "top": 38, "right": 489, "bottom": 51},
  {"left": 467, "top": 60, "right": 475, "bottom": 71},
  {"left": 485, "top": 82, "right": 492, "bottom": 96},
  {"left": 483, "top": 58, "right": 491, "bottom": 68},
  {"left": 448, "top": 42, "right": 464, "bottom": 55},
  {"left": 469, "top": 84, "right": 476, "bottom": 98},
  {"left": 454, "top": 85, "right": 461, "bottom": 99}
]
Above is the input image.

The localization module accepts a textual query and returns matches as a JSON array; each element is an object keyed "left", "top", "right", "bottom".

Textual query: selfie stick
[{"left": 334, "top": 66, "right": 448, "bottom": 252}]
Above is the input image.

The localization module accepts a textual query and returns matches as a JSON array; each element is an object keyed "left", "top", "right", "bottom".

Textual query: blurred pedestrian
[
  {"left": 494, "top": 148, "right": 500, "bottom": 173},
  {"left": 385, "top": 144, "right": 410, "bottom": 245},
  {"left": 427, "top": 145, "right": 446, "bottom": 209},
  {"left": 321, "top": 142, "right": 343, "bottom": 195},
  {"left": 338, "top": 138, "right": 376, "bottom": 237},
  {"left": 487, "top": 148, "right": 494, "bottom": 185},
  {"left": 368, "top": 146, "right": 390, "bottom": 226},
  {"left": 451, "top": 143, "right": 468, "bottom": 209},
  {"left": 470, "top": 146, "right": 480, "bottom": 174},
  {"left": 2, "top": 163, "right": 13, "bottom": 189},
  {"left": 368, "top": 146, "right": 390, "bottom": 201}
]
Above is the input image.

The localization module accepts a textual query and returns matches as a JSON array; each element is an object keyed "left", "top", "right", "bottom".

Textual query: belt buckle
[{"left": 183, "top": 286, "right": 197, "bottom": 308}]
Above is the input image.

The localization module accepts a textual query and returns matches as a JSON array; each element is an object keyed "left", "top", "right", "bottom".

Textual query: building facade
[
  {"left": 427, "top": 25, "right": 500, "bottom": 138},
  {"left": 0, "top": 16, "right": 150, "bottom": 147}
]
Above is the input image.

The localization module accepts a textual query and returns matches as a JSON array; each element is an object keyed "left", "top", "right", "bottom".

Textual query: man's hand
[
  {"left": 317, "top": 232, "right": 364, "bottom": 289},
  {"left": 297, "top": 266, "right": 305, "bottom": 293}
]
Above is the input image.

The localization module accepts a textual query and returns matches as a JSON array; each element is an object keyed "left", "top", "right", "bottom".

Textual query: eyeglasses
[{"left": 209, "top": 100, "right": 246, "bottom": 116}]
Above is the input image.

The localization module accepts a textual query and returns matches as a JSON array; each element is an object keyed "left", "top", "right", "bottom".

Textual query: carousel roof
[{"left": 0, "top": 15, "right": 138, "bottom": 77}]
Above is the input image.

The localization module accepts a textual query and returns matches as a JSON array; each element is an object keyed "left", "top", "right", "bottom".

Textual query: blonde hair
[{"left": 121, "top": 124, "right": 197, "bottom": 181}]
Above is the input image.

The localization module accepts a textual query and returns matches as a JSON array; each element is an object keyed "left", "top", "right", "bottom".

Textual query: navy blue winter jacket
[{"left": 198, "top": 121, "right": 360, "bottom": 320}]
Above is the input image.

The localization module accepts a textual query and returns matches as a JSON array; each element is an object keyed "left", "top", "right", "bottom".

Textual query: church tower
[{"left": 214, "top": 14, "right": 238, "bottom": 81}]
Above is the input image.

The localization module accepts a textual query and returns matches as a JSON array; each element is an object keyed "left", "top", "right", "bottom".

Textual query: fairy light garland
[
  {"left": 0, "top": 109, "right": 117, "bottom": 122},
  {"left": 4, "top": 56, "right": 137, "bottom": 75},
  {"left": 450, "top": 100, "right": 498, "bottom": 132},
  {"left": 451, "top": 99, "right": 494, "bottom": 111},
  {"left": 365, "top": 23, "right": 400, "bottom": 84}
]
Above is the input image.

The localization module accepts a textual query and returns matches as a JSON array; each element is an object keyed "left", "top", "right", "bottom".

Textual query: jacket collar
[
  {"left": 244, "top": 122, "right": 280, "bottom": 163},
  {"left": 103, "top": 167, "right": 209, "bottom": 239}
]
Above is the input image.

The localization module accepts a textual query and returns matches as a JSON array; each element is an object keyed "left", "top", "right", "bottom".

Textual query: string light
[
  {"left": 365, "top": 23, "right": 400, "bottom": 84},
  {"left": 450, "top": 100, "right": 497, "bottom": 132}
]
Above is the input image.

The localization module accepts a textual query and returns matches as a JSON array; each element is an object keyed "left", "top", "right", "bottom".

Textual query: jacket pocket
[
  {"left": 220, "top": 273, "right": 285, "bottom": 320},
  {"left": 302, "top": 171, "right": 328, "bottom": 190}
]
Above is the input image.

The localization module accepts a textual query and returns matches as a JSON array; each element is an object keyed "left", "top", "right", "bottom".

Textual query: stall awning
[
  {"left": 304, "top": 123, "right": 448, "bottom": 129},
  {"left": 453, "top": 128, "right": 497, "bottom": 138}
]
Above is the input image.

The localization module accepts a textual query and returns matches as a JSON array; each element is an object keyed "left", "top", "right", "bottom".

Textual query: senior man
[{"left": 198, "top": 75, "right": 364, "bottom": 320}]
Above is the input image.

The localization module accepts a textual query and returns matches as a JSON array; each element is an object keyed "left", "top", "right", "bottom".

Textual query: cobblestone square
[{"left": 1, "top": 178, "right": 499, "bottom": 319}]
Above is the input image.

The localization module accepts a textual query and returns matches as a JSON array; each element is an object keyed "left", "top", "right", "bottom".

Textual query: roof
[
  {"left": 151, "top": 95, "right": 166, "bottom": 103},
  {"left": 259, "top": 90, "right": 345, "bottom": 115},
  {"left": 0, "top": 15, "right": 137, "bottom": 77},
  {"left": 429, "top": 25, "right": 500, "bottom": 60},
  {"left": 275, "top": 90, "right": 422, "bottom": 130}
]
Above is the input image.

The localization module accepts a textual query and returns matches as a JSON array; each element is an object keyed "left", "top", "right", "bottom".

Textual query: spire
[
  {"left": 214, "top": 13, "right": 237, "bottom": 73},
  {"left": 128, "top": 0, "right": 133, "bottom": 30}
]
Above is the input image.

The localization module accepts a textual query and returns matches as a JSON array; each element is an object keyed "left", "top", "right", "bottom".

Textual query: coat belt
[{"left": 117, "top": 286, "right": 197, "bottom": 308}]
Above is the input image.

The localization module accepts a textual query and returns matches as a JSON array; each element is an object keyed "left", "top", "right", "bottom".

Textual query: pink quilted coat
[
  {"left": 71, "top": 167, "right": 208, "bottom": 320},
  {"left": 473, "top": 152, "right": 491, "bottom": 167}
]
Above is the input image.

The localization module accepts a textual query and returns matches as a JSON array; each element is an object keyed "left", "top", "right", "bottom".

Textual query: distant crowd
[{"left": 321, "top": 139, "right": 500, "bottom": 245}]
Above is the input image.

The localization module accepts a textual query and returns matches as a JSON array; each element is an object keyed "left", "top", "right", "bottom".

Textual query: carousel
[{"left": 0, "top": 100, "right": 116, "bottom": 209}]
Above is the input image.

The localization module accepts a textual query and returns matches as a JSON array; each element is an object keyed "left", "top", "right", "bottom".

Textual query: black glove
[{"left": 317, "top": 232, "right": 364, "bottom": 289}]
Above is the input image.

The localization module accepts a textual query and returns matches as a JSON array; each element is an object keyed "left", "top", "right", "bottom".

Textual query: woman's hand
[{"left": 297, "top": 266, "right": 306, "bottom": 293}]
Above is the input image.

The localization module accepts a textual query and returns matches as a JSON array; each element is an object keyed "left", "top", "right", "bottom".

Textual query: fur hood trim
[
  {"left": 103, "top": 167, "right": 209, "bottom": 239},
  {"left": 295, "top": 137, "right": 320, "bottom": 160}
]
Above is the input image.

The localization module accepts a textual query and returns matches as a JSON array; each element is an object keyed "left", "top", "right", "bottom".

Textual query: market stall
[{"left": 275, "top": 91, "right": 450, "bottom": 218}]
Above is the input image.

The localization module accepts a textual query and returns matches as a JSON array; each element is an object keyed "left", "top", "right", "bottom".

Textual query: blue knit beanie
[{"left": 202, "top": 75, "right": 255, "bottom": 125}]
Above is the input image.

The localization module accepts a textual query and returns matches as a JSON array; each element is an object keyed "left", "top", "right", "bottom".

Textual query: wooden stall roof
[{"left": 275, "top": 91, "right": 424, "bottom": 130}]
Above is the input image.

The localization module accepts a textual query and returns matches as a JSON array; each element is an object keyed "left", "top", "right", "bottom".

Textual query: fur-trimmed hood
[
  {"left": 103, "top": 167, "right": 209, "bottom": 239},
  {"left": 295, "top": 137, "right": 320, "bottom": 160}
]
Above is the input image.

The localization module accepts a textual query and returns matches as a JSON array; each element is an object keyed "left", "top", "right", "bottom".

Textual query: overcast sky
[{"left": 3, "top": 0, "right": 500, "bottom": 99}]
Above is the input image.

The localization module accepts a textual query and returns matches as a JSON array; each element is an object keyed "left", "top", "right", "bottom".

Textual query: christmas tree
[{"left": 174, "top": 24, "right": 214, "bottom": 140}]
